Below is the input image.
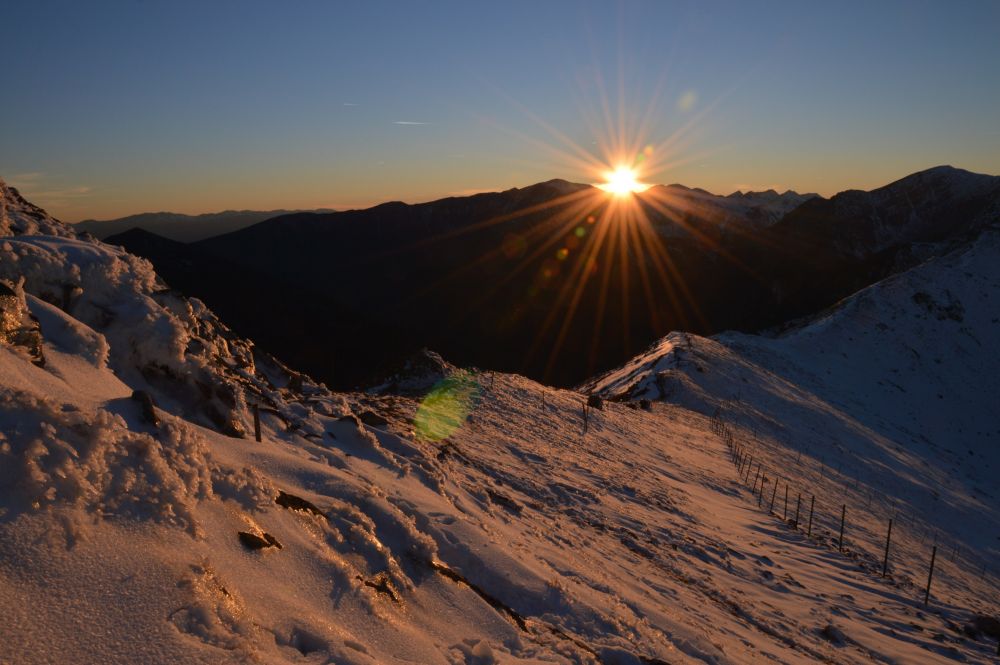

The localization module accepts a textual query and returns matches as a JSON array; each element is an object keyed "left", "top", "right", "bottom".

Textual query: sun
[{"left": 597, "top": 167, "right": 650, "bottom": 195}]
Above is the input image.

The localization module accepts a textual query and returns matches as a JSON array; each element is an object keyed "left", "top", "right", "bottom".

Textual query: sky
[{"left": 1, "top": 0, "right": 999, "bottom": 221}]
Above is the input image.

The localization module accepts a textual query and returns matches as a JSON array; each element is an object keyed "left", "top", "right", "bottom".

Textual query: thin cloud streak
[
  {"left": 4, "top": 172, "right": 93, "bottom": 199},
  {"left": 6, "top": 172, "right": 45, "bottom": 187},
  {"left": 33, "top": 186, "right": 93, "bottom": 198}
]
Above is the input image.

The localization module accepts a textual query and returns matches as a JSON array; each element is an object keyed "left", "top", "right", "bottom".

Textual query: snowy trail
[{"left": 646, "top": 416, "right": 997, "bottom": 663}]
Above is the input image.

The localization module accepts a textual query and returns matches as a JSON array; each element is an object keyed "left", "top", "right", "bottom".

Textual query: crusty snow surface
[{"left": 2, "top": 177, "right": 999, "bottom": 664}]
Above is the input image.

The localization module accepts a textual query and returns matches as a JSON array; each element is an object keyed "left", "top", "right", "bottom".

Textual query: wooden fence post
[
  {"left": 838, "top": 504, "right": 846, "bottom": 552},
  {"left": 783, "top": 484, "right": 789, "bottom": 521},
  {"left": 924, "top": 545, "right": 937, "bottom": 606},
  {"left": 794, "top": 493, "right": 801, "bottom": 529},
  {"left": 769, "top": 479, "right": 778, "bottom": 514},
  {"left": 807, "top": 496, "right": 815, "bottom": 537},
  {"left": 253, "top": 404, "right": 261, "bottom": 442},
  {"left": 882, "top": 518, "right": 893, "bottom": 577}
]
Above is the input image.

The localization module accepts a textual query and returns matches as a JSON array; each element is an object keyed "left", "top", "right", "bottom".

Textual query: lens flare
[
  {"left": 413, "top": 371, "right": 481, "bottom": 442},
  {"left": 596, "top": 167, "right": 650, "bottom": 195}
]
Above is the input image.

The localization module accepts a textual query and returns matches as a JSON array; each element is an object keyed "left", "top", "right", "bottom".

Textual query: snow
[
  {"left": 2, "top": 176, "right": 1000, "bottom": 663},
  {"left": 588, "top": 228, "right": 1000, "bottom": 657},
  {"left": 26, "top": 294, "right": 109, "bottom": 367},
  {"left": 0, "top": 382, "right": 212, "bottom": 532}
]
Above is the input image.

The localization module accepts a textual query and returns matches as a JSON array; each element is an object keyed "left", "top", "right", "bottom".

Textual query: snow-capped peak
[{"left": 0, "top": 177, "right": 77, "bottom": 238}]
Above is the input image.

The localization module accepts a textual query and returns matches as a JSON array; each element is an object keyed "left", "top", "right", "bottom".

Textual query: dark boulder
[
  {"left": 130, "top": 390, "right": 160, "bottom": 426},
  {"left": 238, "top": 531, "right": 282, "bottom": 550},
  {"left": 818, "top": 624, "right": 846, "bottom": 645},
  {"left": 964, "top": 615, "right": 1000, "bottom": 640},
  {"left": 358, "top": 410, "right": 389, "bottom": 428},
  {"left": 275, "top": 490, "right": 324, "bottom": 517}
]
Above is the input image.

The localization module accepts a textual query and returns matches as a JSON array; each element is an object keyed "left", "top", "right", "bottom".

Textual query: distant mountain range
[
  {"left": 109, "top": 166, "right": 1000, "bottom": 390},
  {"left": 75, "top": 208, "right": 334, "bottom": 243}
]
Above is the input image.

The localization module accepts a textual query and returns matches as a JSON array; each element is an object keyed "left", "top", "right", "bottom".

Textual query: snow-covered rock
[
  {"left": 0, "top": 177, "right": 330, "bottom": 438},
  {"left": 0, "top": 277, "right": 44, "bottom": 366}
]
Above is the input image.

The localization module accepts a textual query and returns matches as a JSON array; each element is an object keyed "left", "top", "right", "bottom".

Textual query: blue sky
[{"left": 2, "top": 0, "right": 998, "bottom": 220}]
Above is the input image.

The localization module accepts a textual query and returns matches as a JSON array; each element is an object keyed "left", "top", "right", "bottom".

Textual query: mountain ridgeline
[
  {"left": 76, "top": 208, "right": 335, "bottom": 243},
  {"left": 109, "top": 166, "right": 1000, "bottom": 390}
]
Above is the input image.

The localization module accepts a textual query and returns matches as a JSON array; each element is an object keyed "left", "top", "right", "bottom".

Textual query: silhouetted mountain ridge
[
  {"left": 76, "top": 208, "right": 335, "bottom": 242},
  {"left": 111, "top": 166, "right": 1000, "bottom": 389}
]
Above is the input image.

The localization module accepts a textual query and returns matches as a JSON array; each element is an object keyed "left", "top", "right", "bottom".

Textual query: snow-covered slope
[
  {"left": 587, "top": 226, "right": 1000, "bottom": 653},
  {"left": 586, "top": 229, "right": 1000, "bottom": 524},
  {"left": 3, "top": 177, "right": 1000, "bottom": 664}
]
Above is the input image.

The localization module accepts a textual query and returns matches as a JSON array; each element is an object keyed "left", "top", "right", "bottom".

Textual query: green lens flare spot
[
  {"left": 413, "top": 371, "right": 482, "bottom": 442},
  {"left": 574, "top": 226, "right": 586, "bottom": 238}
]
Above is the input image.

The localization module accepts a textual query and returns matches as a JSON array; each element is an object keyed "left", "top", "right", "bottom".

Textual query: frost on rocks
[
  {"left": 0, "top": 178, "right": 76, "bottom": 238},
  {"left": 0, "top": 176, "right": 324, "bottom": 438},
  {"left": 0, "top": 277, "right": 44, "bottom": 366},
  {"left": 0, "top": 388, "right": 211, "bottom": 532}
]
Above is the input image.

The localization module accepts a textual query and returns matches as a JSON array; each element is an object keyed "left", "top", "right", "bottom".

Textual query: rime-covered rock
[{"left": 0, "top": 278, "right": 44, "bottom": 366}]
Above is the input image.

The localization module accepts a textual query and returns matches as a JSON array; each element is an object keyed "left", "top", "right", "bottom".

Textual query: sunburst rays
[{"left": 354, "top": 68, "right": 748, "bottom": 381}]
